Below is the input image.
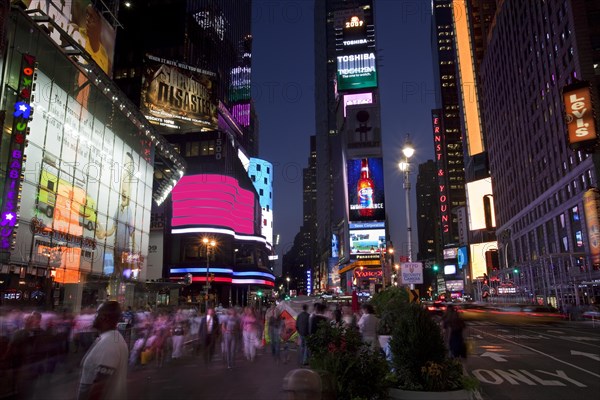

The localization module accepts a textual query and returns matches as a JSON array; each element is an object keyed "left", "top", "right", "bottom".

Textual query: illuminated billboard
[
  {"left": 344, "top": 104, "right": 381, "bottom": 148},
  {"left": 470, "top": 241, "right": 498, "bottom": 279},
  {"left": 336, "top": 52, "right": 377, "bottom": 91},
  {"left": 229, "top": 66, "right": 251, "bottom": 102},
  {"left": 453, "top": 0, "right": 484, "bottom": 156},
  {"left": 466, "top": 178, "right": 496, "bottom": 231},
  {"left": 171, "top": 174, "right": 256, "bottom": 235},
  {"left": 343, "top": 93, "right": 373, "bottom": 117},
  {"left": 562, "top": 81, "right": 598, "bottom": 150},
  {"left": 347, "top": 158, "right": 385, "bottom": 222},
  {"left": 458, "top": 246, "right": 468, "bottom": 270},
  {"left": 349, "top": 229, "right": 386, "bottom": 255},
  {"left": 19, "top": 0, "right": 116, "bottom": 76},
  {"left": 583, "top": 188, "right": 600, "bottom": 265},
  {"left": 17, "top": 70, "right": 153, "bottom": 282},
  {"left": 141, "top": 55, "right": 218, "bottom": 132}
]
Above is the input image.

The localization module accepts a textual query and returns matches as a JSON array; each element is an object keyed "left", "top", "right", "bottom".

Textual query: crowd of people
[{"left": 0, "top": 299, "right": 410, "bottom": 399}]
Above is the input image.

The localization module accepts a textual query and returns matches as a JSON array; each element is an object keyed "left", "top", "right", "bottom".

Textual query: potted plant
[
  {"left": 370, "top": 286, "right": 409, "bottom": 351},
  {"left": 386, "top": 303, "right": 479, "bottom": 399},
  {"left": 306, "top": 320, "right": 390, "bottom": 400}
]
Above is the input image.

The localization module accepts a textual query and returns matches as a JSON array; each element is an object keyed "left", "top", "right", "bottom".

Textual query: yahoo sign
[{"left": 1, "top": 54, "right": 36, "bottom": 249}]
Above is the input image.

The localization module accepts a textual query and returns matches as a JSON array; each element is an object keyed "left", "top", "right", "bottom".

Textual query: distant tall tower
[
  {"left": 416, "top": 160, "right": 441, "bottom": 263},
  {"left": 315, "top": 0, "right": 387, "bottom": 294},
  {"left": 431, "top": 0, "right": 467, "bottom": 248}
]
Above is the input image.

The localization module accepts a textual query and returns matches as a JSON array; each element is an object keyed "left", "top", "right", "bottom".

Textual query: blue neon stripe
[
  {"left": 169, "top": 268, "right": 234, "bottom": 274},
  {"left": 233, "top": 271, "right": 274, "bottom": 279}
]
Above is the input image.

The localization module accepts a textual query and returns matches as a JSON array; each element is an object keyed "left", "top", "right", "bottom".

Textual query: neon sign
[
  {"left": 354, "top": 269, "right": 382, "bottom": 279},
  {"left": 432, "top": 110, "right": 450, "bottom": 239},
  {"left": 1, "top": 54, "right": 36, "bottom": 250},
  {"left": 345, "top": 16, "right": 364, "bottom": 28}
]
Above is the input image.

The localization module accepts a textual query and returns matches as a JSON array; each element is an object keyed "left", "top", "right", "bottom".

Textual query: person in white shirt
[
  {"left": 357, "top": 304, "right": 380, "bottom": 352},
  {"left": 77, "top": 301, "right": 128, "bottom": 400}
]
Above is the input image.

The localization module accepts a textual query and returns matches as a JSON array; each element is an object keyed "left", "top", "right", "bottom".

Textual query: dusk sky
[{"left": 252, "top": 0, "right": 437, "bottom": 268}]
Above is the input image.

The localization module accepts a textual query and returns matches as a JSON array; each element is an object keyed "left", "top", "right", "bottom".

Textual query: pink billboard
[{"left": 171, "top": 175, "right": 255, "bottom": 234}]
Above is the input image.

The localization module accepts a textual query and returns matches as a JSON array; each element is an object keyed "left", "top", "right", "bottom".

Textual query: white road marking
[
  {"left": 570, "top": 350, "right": 600, "bottom": 361},
  {"left": 472, "top": 328, "right": 600, "bottom": 379}
]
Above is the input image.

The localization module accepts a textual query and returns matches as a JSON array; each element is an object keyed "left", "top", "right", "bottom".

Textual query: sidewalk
[{"left": 30, "top": 342, "right": 304, "bottom": 400}]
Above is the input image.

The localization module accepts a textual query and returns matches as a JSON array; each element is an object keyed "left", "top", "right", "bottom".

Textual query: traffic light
[
  {"left": 257, "top": 290, "right": 263, "bottom": 297},
  {"left": 513, "top": 268, "right": 519, "bottom": 274},
  {"left": 432, "top": 264, "right": 439, "bottom": 272}
]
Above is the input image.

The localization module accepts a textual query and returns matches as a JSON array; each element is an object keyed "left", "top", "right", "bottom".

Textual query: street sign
[
  {"left": 407, "top": 288, "right": 420, "bottom": 303},
  {"left": 400, "top": 262, "right": 423, "bottom": 284}
]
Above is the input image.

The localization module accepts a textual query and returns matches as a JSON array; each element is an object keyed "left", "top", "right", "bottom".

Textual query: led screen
[
  {"left": 336, "top": 52, "right": 377, "bottom": 91},
  {"left": 141, "top": 55, "right": 218, "bottom": 132},
  {"left": 349, "top": 229, "right": 386, "bottom": 255},
  {"left": 470, "top": 241, "right": 498, "bottom": 279},
  {"left": 458, "top": 246, "right": 468, "bottom": 270},
  {"left": 446, "top": 280, "right": 464, "bottom": 292},
  {"left": 466, "top": 178, "right": 496, "bottom": 230},
  {"left": 444, "top": 265, "right": 456, "bottom": 275},
  {"left": 171, "top": 174, "right": 255, "bottom": 235},
  {"left": 343, "top": 93, "right": 372, "bottom": 117},
  {"left": 347, "top": 158, "right": 385, "bottom": 222},
  {"left": 18, "top": 70, "right": 153, "bottom": 282},
  {"left": 20, "top": 0, "right": 116, "bottom": 76}
]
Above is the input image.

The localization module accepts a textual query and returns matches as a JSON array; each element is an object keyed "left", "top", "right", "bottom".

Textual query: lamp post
[
  {"left": 286, "top": 277, "right": 290, "bottom": 294},
  {"left": 399, "top": 135, "right": 415, "bottom": 289},
  {"left": 203, "top": 237, "right": 216, "bottom": 312}
]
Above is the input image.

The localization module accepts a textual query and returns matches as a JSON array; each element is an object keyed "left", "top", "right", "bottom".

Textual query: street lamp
[
  {"left": 286, "top": 276, "right": 290, "bottom": 293},
  {"left": 399, "top": 134, "right": 415, "bottom": 264},
  {"left": 203, "top": 237, "right": 216, "bottom": 311}
]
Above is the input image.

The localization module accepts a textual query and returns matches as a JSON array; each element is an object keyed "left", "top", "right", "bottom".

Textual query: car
[
  {"left": 423, "top": 301, "right": 447, "bottom": 317},
  {"left": 582, "top": 305, "right": 600, "bottom": 320}
]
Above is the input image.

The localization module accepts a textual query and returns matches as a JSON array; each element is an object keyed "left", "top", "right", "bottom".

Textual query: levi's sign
[
  {"left": 563, "top": 81, "right": 598, "bottom": 149},
  {"left": 400, "top": 262, "right": 423, "bottom": 284}
]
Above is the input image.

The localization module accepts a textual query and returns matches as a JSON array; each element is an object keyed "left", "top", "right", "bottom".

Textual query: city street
[{"left": 464, "top": 321, "right": 600, "bottom": 400}]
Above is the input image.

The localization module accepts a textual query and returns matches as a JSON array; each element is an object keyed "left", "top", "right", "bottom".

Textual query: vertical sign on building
[
  {"left": 562, "top": 81, "right": 599, "bottom": 151},
  {"left": 1, "top": 54, "right": 36, "bottom": 250},
  {"left": 583, "top": 188, "right": 600, "bottom": 266},
  {"left": 432, "top": 109, "right": 451, "bottom": 244}
]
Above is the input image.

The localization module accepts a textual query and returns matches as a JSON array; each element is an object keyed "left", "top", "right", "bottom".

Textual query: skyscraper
[
  {"left": 480, "top": 0, "right": 600, "bottom": 306},
  {"left": 314, "top": 0, "right": 387, "bottom": 294}
]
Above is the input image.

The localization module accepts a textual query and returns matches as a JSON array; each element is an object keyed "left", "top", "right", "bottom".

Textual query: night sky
[{"left": 252, "top": 0, "right": 436, "bottom": 271}]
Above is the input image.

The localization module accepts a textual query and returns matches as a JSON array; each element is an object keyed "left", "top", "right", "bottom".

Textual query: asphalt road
[{"left": 463, "top": 320, "right": 600, "bottom": 400}]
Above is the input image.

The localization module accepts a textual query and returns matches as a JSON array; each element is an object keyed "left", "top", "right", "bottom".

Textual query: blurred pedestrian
[
  {"left": 442, "top": 304, "right": 466, "bottom": 359},
  {"left": 198, "top": 308, "right": 220, "bottom": 365},
  {"left": 357, "top": 304, "right": 380, "bottom": 352},
  {"left": 241, "top": 307, "right": 259, "bottom": 362},
  {"left": 295, "top": 304, "right": 310, "bottom": 365},
  {"left": 268, "top": 312, "right": 283, "bottom": 362},
  {"left": 221, "top": 308, "right": 240, "bottom": 369},
  {"left": 342, "top": 305, "right": 357, "bottom": 329},
  {"left": 309, "top": 303, "right": 328, "bottom": 335},
  {"left": 77, "top": 301, "right": 128, "bottom": 400},
  {"left": 4, "top": 311, "right": 50, "bottom": 399}
]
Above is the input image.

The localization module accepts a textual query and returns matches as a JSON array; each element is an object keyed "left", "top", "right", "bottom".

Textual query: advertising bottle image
[{"left": 357, "top": 158, "right": 375, "bottom": 217}]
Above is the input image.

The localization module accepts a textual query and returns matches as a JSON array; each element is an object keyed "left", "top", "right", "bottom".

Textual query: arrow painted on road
[
  {"left": 570, "top": 350, "right": 600, "bottom": 361},
  {"left": 481, "top": 352, "right": 508, "bottom": 362}
]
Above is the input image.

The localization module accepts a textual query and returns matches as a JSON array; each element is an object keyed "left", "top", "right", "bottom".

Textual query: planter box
[{"left": 388, "top": 388, "right": 475, "bottom": 400}]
